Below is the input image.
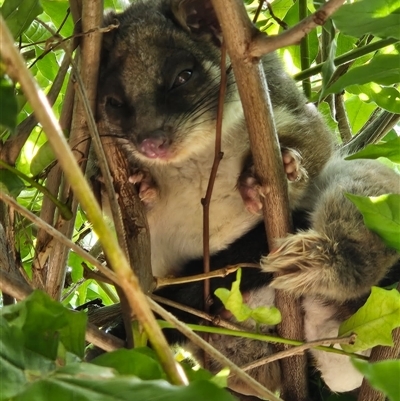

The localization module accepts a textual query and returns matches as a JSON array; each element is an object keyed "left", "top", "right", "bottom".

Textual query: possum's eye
[
  {"left": 106, "top": 96, "right": 123, "bottom": 109},
  {"left": 171, "top": 70, "right": 192, "bottom": 89}
]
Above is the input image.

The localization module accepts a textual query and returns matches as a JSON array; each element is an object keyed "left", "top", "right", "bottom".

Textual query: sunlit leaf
[
  {"left": 347, "top": 83, "right": 400, "bottom": 114},
  {"left": 215, "top": 269, "right": 281, "bottom": 325},
  {"left": 346, "top": 137, "right": 400, "bottom": 163},
  {"left": 332, "top": 0, "right": 400, "bottom": 40},
  {"left": 339, "top": 287, "right": 400, "bottom": 352},
  {"left": 345, "top": 193, "right": 400, "bottom": 252},
  {"left": 325, "top": 54, "right": 400, "bottom": 95}
]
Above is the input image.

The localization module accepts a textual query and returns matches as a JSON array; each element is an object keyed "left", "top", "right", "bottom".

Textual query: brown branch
[
  {"left": 250, "top": 0, "right": 346, "bottom": 58},
  {"left": 357, "top": 284, "right": 400, "bottom": 401},
  {"left": 210, "top": 0, "right": 307, "bottom": 399},
  {"left": 40, "top": 0, "right": 104, "bottom": 300},
  {"left": 334, "top": 93, "right": 352, "bottom": 143}
]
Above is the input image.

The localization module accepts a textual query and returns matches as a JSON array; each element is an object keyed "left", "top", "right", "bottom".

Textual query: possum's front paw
[
  {"left": 129, "top": 168, "right": 158, "bottom": 208},
  {"left": 261, "top": 230, "right": 337, "bottom": 299},
  {"left": 238, "top": 148, "right": 308, "bottom": 214}
]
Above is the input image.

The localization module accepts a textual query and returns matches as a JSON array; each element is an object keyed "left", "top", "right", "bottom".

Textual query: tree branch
[
  {"left": 250, "top": 0, "right": 346, "bottom": 58},
  {"left": 210, "top": 0, "right": 307, "bottom": 398}
]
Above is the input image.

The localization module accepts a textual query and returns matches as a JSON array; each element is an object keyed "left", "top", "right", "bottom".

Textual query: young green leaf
[
  {"left": 214, "top": 269, "right": 281, "bottom": 326},
  {"left": 352, "top": 358, "right": 400, "bottom": 401},
  {"left": 345, "top": 193, "right": 400, "bottom": 252},
  {"left": 339, "top": 287, "right": 400, "bottom": 353},
  {"left": 332, "top": 0, "right": 400, "bottom": 40},
  {"left": 345, "top": 137, "right": 400, "bottom": 163}
]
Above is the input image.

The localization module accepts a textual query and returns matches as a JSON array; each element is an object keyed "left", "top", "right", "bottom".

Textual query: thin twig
[
  {"left": 0, "top": 192, "right": 117, "bottom": 283},
  {"left": 202, "top": 42, "right": 227, "bottom": 312},
  {"left": 148, "top": 297, "right": 284, "bottom": 401},
  {"left": 152, "top": 294, "right": 245, "bottom": 331},
  {"left": 155, "top": 263, "right": 259, "bottom": 289},
  {"left": 250, "top": 0, "right": 346, "bottom": 58},
  {"left": 236, "top": 334, "right": 357, "bottom": 374}
]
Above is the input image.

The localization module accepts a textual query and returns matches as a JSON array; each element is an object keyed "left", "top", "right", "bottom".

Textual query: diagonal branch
[{"left": 250, "top": 0, "right": 346, "bottom": 57}]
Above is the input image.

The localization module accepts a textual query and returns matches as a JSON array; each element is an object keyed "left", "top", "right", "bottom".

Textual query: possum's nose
[{"left": 138, "top": 131, "right": 171, "bottom": 159}]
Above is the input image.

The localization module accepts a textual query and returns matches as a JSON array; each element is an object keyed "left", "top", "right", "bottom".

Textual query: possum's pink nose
[{"left": 138, "top": 137, "right": 170, "bottom": 159}]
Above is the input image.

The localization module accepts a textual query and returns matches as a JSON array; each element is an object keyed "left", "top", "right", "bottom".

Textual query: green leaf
[
  {"left": 352, "top": 358, "right": 400, "bottom": 401},
  {"left": 214, "top": 269, "right": 281, "bottom": 325},
  {"left": 325, "top": 54, "right": 400, "bottom": 95},
  {"left": 0, "top": 316, "right": 56, "bottom": 400},
  {"left": 344, "top": 95, "right": 376, "bottom": 134},
  {"left": 0, "top": 170, "right": 25, "bottom": 197},
  {"left": 92, "top": 348, "right": 164, "bottom": 380},
  {"left": 0, "top": 76, "right": 18, "bottom": 131},
  {"left": 345, "top": 193, "right": 400, "bottom": 252},
  {"left": 339, "top": 287, "right": 400, "bottom": 352},
  {"left": 30, "top": 140, "right": 56, "bottom": 175},
  {"left": 13, "top": 367, "right": 237, "bottom": 401},
  {"left": 0, "top": 0, "right": 43, "bottom": 38},
  {"left": 41, "top": 0, "right": 74, "bottom": 37},
  {"left": 332, "top": 0, "right": 400, "bottom": 40},
  {"left": 346, "top": 137, "right": 400, "bottom": 163},
  {"left": 0, "top": 290, "right": 87, "bottom": 359},
  {"left": 346, "top": 83, "right": 400, "bottom": 114}
]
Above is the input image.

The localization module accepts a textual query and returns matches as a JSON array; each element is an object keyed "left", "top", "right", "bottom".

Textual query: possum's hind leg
[{"left": 262, "top": 159, "right": 399, "bottom": 302}]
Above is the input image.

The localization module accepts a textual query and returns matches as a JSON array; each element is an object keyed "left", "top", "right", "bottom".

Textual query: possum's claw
[
  {"left": 129, "top": 168, "right": 159, "bottom": 207},
  {"left": 238, "top": 148, "right": 308, "bottom": 213},
  {"left": 282, "top": 147, "right": 308, "bottom": 182}
]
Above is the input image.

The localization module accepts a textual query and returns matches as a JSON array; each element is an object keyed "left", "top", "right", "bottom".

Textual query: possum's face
[{"left": 97, "top": 0, "right": 240, "bottom": 165}]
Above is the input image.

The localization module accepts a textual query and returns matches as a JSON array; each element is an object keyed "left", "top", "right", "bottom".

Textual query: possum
[
  {"left": 95, "top": 0, "right": 400, "bottom": 397},
  {"left": 157, "top": 155, "right": 400, "bottom": 395},
  {"left": 96, "top": 0, "right": 334, "bottom": 278}
]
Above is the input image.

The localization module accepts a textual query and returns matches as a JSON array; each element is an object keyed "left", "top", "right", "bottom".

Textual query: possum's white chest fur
[{"left": 147, "top": 148, "right": 261, "bottom": 277}]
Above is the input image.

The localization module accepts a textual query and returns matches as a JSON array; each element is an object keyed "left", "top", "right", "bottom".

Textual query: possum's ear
[{"left": 170, "top": 0, "right": 221, "bottom": 39}]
